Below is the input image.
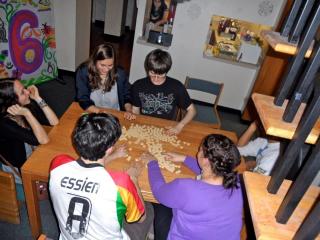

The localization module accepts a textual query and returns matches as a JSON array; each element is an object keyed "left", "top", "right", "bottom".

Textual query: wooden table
[
  {"left": 252, "top": 93, "right": 320, "bottom": 144},
  {"left": 243, "top": 171, "right": 320, "bottom": 240},
  {"left": 22, "top": 102, "right": 241, "bottom": 239}
]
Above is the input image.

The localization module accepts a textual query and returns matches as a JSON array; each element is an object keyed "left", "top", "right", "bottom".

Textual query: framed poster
[{"left": 0, "top": 0, "right": 57, "bottom": 86}]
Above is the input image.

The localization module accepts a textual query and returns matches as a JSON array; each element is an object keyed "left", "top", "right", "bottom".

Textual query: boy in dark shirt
[
  {"left": 131, "top": 49, "right": 196, "bottom": 135},
  {"left": 131, "top": 49, "right": 196, "bottom": 240}
]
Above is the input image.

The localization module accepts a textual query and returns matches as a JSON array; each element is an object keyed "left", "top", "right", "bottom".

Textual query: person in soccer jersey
[{"left": 49, "top": 113, "right": 146, "bottom": 240}]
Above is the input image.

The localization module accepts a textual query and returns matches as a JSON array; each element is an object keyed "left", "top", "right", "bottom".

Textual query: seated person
[
  {"left": 131, "top": 49, "right": 196, "bottom": 239},
  {"left": 0, "top": 78, "right": 59, "bottom": 178},
  {"left": 238, "top": 121, "right": 320, "bottom": 185},
  {"left": 131, "top": 49, "right": 196, "bottom": 135},
  {"left": 237, "top": 121, "right": 280, "bottom": 175},
  {"left": 137, "top": 134, "right": 243, "bottom": 240},
  {"left": 49, "top": 113, "right": 147, "bottom": 239},
  {"left": 76, "top": 43, "right": 135, "bottom": 120},
  {"left": 149, "top": 0, "right": 169, "bottom": 27}
]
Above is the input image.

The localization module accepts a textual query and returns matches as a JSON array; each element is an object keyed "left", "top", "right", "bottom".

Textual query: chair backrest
[
  {"left": 0, "top": 154, "right": 25, "bottom": 201},
  {"left": 38, "top": 234, "right": 53, "bottom": 240},
  {"left": 0, "top": 169, "right": 20, "bottom": 224},
  {"left": 183, "top": 77, "right": 224, "bottom": 128},
  {"left": 38, "top": 235, "right": 47, "bottom": 240},
  {"left": 185, "top": 76, "right": 224, "bottom": 106}
]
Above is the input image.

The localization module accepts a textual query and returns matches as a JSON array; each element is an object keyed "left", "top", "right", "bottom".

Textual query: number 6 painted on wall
[{"left": 9, "top": 10, "right": 44, "bottom": 74}]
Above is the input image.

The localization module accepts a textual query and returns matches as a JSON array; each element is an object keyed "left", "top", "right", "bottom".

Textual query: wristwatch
[{"left": 37, "top": 99, "right": 48, "bottom": 108}]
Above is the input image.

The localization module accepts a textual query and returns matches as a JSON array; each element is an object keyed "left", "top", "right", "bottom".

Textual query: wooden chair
[
  {"left": 0, "top": 153, "right": 27, "bottom": 224},
  {"left": 0, "top": 155, "right": 25, "bottom": 201},
  {"left": 38, "top": 235, "right": 47, "bottom": 240},
  {"left": 0, "top": 169, "right": 20, "bottom": 224},
  {"left": 38, "top": 234, "right": 54, "bottom": 240},
  {"left": 184, "top": 76, "right": 224, "bottom": 128}
]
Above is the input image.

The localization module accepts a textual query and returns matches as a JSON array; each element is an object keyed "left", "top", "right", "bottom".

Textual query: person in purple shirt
[{"left": 140, "top": 134, "right": 243, "bottom": 240}]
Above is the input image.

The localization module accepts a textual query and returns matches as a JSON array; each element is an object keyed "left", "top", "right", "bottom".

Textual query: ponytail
[
  {"left": 222, "top": 171, "right": 238, "bottom": 189},
  {"left": 202, "top": 134, "right": 241, "bottom": 191}
]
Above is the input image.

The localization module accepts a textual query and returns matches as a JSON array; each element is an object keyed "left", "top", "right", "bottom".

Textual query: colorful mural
[{"left": 0, "top": 0, "right": 57, "bottom": 86}]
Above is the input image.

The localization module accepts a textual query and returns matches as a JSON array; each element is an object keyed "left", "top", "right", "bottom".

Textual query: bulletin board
[
  {"left": 204, "top": 15, "right": 272, "bottom": 65},
  {"left": 0, "top": 0, "right": 57, "bottom": 86}
]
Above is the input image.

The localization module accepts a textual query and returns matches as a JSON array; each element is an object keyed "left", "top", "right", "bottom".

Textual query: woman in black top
[
  {"left": 149, "top": 0, "right": 168, "bottom": 27},
  {"left": 0, "top": 78, "right": 59, "bottom": 168}
]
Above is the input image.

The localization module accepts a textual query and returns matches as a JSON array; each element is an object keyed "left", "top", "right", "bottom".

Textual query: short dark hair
[
  {"left": 202, "top": 134, "right": 241, "bottom": 190},
  {"left": 72, "top": 113, "right": 121, "bottom": 161},
  {"left": 0, "top": 78, "right": 19, "bottom": 115},
  {"left": 144, "top": 49, "right": 172, "bottom": 74}
]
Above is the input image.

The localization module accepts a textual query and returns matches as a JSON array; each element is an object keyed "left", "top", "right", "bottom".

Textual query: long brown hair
[{"left": 86, "top": 43, "right": 118, "bottom": 92}]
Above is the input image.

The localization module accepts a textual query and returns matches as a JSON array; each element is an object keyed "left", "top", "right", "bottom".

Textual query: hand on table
[
  {"left": 126, "top": 162, "right": 144, "bottom": 180},
  {"left": 104, "top": 144, "right": 128, "bottom": 163},
  {"left": 124, "top": 111, "right": 136, "bottom": 121},
  {"left": 114, "top": 144, "right": 128, "bottom": 157},
  {"left": 163, "top": 152, "right": 186, "bottom": 163},
  {"left": 139, "top": 152, "right": 157, "bottom": 165},
  {"left": 165, "top": 123, "right": 183, "bottom": 135}
]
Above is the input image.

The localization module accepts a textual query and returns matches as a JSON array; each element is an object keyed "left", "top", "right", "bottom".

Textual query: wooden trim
[{"left": 241, "top": 0, "right": 294, "bottom": 121}]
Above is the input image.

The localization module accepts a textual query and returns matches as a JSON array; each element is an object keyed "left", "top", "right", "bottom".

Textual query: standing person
[
  {"left": 0, "top": 78, "right": 59, "bottom": 171},
  {"left": 76, "top": 43, "right": 135, "bottom": 120},
  {"left": 139, "top": 134, "right": 243, "bottom": 240},
  {"left": 49, "top": 113, "right": 148, "bottom": 240},
  {"left": 149, "top": 0, "right": 169, "bottom": 27},
  {"left": 131, "top": 49, "right": 196, "bottom": 135}
]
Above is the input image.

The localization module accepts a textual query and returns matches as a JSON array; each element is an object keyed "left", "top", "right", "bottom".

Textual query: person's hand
[
  {"left": 139, "top": 152, "right": 157, "bottom": 165},
  {"left": 165, "top": 123, "right": 183, "bottom": 135},
  {"left": 113, "top": 144, "right": 128, "bottom": 158},
  {"left": 154, "top": 21, "right": 161, "bottom": 27},
  {"left": 124, "top": 112, "right": 136, "bottom": 121},
  {"left": 27, "top": 85, "right": 41, "bottom": 101},
  {"left": 163, "top": 152, "right": 186, "bottom": 163},
  {"left": 7, "top": 104, "right": 30, "bottom": 116},
  {"left": 126, "top": 162, "right": 144, "bottom": 180},
  {"left": 105, "top": 144, "right": 128, "bottom": 163}
]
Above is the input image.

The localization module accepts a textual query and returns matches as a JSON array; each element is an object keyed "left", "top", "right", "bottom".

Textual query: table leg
[{"left": 21, "top": 172, "right": 41, "bottom": 239}]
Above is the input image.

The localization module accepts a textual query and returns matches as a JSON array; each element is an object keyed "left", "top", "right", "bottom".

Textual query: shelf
[
  {"left": 261, "top": 30, "right": 314, "bottom": 58},
  {"left": 252, "top": 93, "right": 320, "bottom": 144},
  {"left": 243, "top": 171, "right": 320, "bottom": 240},
  {"left": 137, "top": 36, "right": 170, "bottom": 50},
  {"left": 203, "top": 52, "right": 260, "bottom": 69}
]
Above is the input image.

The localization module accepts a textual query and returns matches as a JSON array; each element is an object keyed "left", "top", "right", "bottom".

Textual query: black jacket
[
  {"left": 0, "top": 102, "right": 49, "bottom": 168},
  {"left": 75, "top": 66, "right": 131, "bottom": 111}
]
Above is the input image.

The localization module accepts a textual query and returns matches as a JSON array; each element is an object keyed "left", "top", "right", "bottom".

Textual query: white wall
[
  {"left": 92, "top": 0, "right": 106, "bottom": 22},
  {"left": 53, "top": 0, "right": 91, "bottom": 71},
  {"left": 129, "top": 0, "right": 285, "bottom": 111},
  {"left": 92, "top": 0, "right": 134, "bottom": 30},
  {"left": 105, "top": 0, "right": 127, "bottom": 36},
  {"left": 125, "top": 0, "right": 136, "bottom": 29},
  {"left": 76, "top": 0, "right": 92, "bottom": 68},
  {"left": 53, "top": 0, "right": 76, "bottom": 71}
]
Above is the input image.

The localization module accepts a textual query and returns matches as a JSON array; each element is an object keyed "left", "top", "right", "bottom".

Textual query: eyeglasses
[{"left": 149, "top": 72, "right": 166, "bottom": 79}]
